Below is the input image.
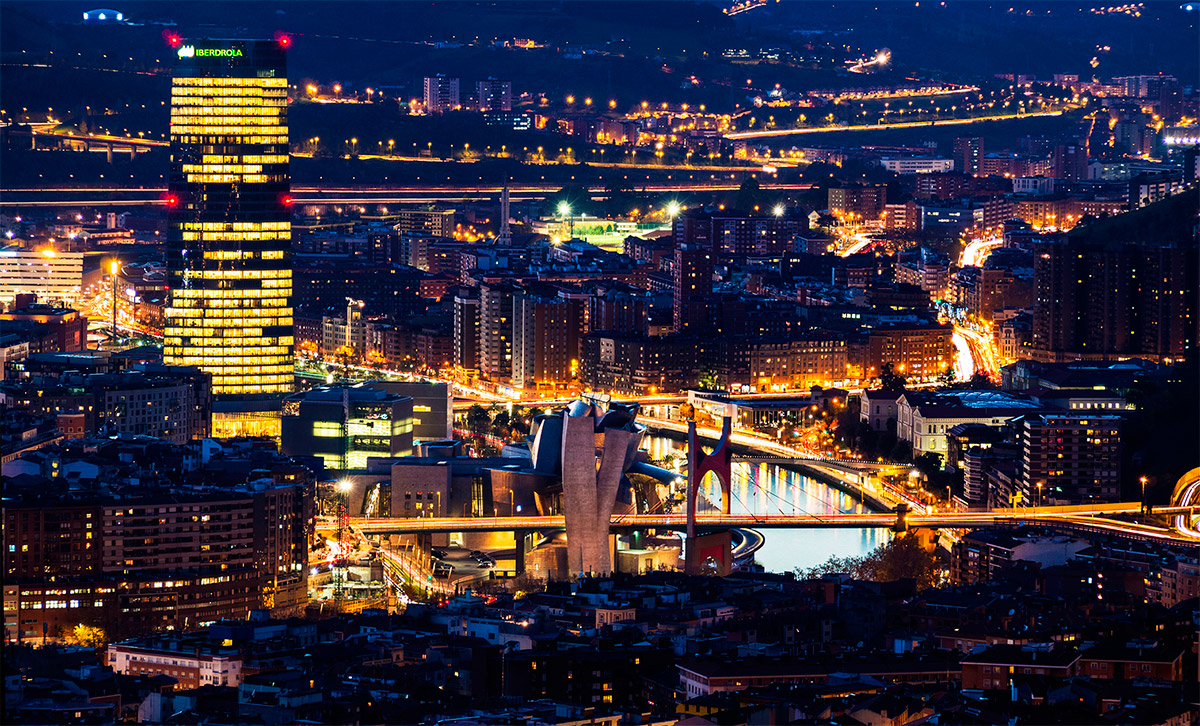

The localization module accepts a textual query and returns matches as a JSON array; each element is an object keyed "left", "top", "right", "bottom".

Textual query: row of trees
[{"left": 461, "top": 404, "right": 547, "bottom": 448}]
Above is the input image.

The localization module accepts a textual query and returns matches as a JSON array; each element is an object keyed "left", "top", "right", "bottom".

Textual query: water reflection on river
[{"left": 642, "top": 434, "right": 891, "bottom": 574}]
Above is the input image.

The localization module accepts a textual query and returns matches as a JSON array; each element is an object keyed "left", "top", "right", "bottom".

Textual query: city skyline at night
[{"left": 1, "top": 2, "right": 1197, "bottom": 724}]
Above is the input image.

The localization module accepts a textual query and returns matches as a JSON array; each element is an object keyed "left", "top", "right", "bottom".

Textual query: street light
[
  {"left": 557, "top": 201, "right": 573, "bottom": 240},
  {"left": 108, "top": 259, "right": 119, "bottom": 340},
  {"left": 773, "top": 204, "right": 785, "bottom": 217}
]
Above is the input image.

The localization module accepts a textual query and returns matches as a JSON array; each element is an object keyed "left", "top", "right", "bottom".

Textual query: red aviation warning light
[
  {"left": 165, "top": 194, "right": 179, "bottom": 208},
  {"left": 281, "top": 194, "right": 294, "bottom": 208},
  {"left": 163, "top": 30, "right": 182, "bottom": 48},
  {"left": 274, "top": 31, "right": 293, "bottom": 49}
]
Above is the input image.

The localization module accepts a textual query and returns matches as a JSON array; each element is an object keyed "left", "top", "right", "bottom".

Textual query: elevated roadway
[
  {"left": 351, "top": 503, "right": 1198, "bottom": 542},
  {"left": 1, "top": 182, "right": 816, "bottom": 209}
]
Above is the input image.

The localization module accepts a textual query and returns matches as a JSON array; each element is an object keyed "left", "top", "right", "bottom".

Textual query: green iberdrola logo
[{"left": 177, "top": 45, "right": 243, "bottom": 58}]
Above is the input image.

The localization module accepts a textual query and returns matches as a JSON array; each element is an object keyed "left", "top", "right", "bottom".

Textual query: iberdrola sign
[{"left": 177, "top": 45, "right": 244, "bottom": 58}]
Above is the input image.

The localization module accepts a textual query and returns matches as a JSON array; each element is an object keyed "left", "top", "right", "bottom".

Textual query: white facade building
[
  {"left": 896, "top": 390, "right": 1042, "bottom": 456},
  {"left": 882, "top": 157, "right": 955, "bottom": 175},
  {"left": 108, "top": 643, "right": 243, "bottom": 688},
  {"left": 0, "top": 248, "right": 84, "bottom": 308}
]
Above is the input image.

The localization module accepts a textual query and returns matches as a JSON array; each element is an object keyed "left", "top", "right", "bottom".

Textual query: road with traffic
[{"left": 352, "top": 504, "right": 1197, "bottom": 542}]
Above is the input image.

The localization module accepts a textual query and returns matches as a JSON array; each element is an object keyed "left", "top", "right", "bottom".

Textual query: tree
[
  {"left": 490, "top": 408, "right": 512, "bottom": 438},
  {"left": 870, "top": 534, "right": 944, "bottom": 590},
  {"left": 465, "top": 404, "right": 490, "bottom": 439},
  {"left": 938, "top": 367, "right": 957, "bottom": 387},
  {"left": 795, "top": 554, "right": 873, "bottom": 581},
  {"left": 61, "top": 624, "right": 107, "bottom": 649},
  {"left": 797, "top": 534, "right": 943, "bottom": 591},
  {"left": 968, "top": 371, "right": 996, "bottom": 390},
  {"left": 880, "top": 362, "right": 907, "bottom": 390},
  {"left": 913, "top": 452, "right": 943, "bottom": 479}
]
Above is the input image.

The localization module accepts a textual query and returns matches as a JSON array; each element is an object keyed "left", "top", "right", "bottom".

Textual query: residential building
[
  {"left": 423, "top": 75, "right": 460, "bottom": 113},
  {"left": 582, "top": 333, "right": 698, "bottom": 395},
  {"left": 863, "top": 323, "right": 955, "bottom": 383},
  {"left": 476, "top": 78, "right": 512, "bottom": 112},
  {"left": 960, "top": 646, "right": 1079, "bottom": 689},
  {"left": 1031, "top": 236, "right": 1198, "bottom": 362},
  {"left": 478, "top": 282, "right": 517, "bottom": 381},
  {"left": 748, "top": 336, "right": 848, "bottom": 391},
  {"left": 1017, "top": 412, "right": 1122, "bottom": 505},
  {"left": 828, "top": 185, "right": 887, "bottom": 223},
  {"left": 673, "top": 244, "right": 712, "bottom": 333},
  {"left": 512, "top": 286, "right": 585, "bottom": 390},
  {"left": 953, "top": 137, "right": 984, "bottom": 175},
  {"left": 453, "top": 291, "right": 480, "bottom": 374}
]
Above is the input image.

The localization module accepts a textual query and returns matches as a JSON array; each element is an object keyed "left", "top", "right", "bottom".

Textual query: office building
[
  {"left": 163, "top": 39, "right": 294, "bottom": 397},
  {"left": 0, "top": 248, "right": 85, "bottom": 309},
  {"left": 280, "top": 383, "right": 413, "bottom": 472},
  {"left": 881, "top": 157, "right": 955, "bottom": 175},
  {"left": 423, "top": 75, "right": 460, "bottom": 113},
  {"left": 362, "top": 381, "right": 452, "bottom": 442},
  {"left": 476, "top": 78, "right": 513, "bottom": 112}
]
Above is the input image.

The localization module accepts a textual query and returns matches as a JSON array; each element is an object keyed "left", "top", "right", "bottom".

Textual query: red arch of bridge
[{"left": 687, "top": 416, "right": 734, "bottom": 519}]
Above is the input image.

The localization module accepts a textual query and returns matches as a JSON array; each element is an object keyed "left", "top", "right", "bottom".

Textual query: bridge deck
[{"left": 351, "top": 503, "right": 1197, "bottom": 542}]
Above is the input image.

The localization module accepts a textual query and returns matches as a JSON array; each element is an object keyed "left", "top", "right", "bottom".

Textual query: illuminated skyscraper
[{"left": 164, "top": 38, "right": 294, "bottom": 397}]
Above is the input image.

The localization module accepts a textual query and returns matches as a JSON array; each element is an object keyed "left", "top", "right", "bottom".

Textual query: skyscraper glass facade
[{"left": 164, "top": 39, "right": 294, "bottom": 396}]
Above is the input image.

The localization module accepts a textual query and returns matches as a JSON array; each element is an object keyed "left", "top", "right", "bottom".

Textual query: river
[{"left": 641, "top": 434, "right": 892, "bottom": 574}]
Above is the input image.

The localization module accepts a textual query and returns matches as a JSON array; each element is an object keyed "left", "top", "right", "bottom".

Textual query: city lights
[{"left": 2, "top": 4, "right": 1196, "bottom": 719}]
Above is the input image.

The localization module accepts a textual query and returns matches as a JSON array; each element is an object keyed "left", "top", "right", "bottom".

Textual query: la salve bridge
[{"left": 352, "top": 502, "right": 1197, "bottom": 543}]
